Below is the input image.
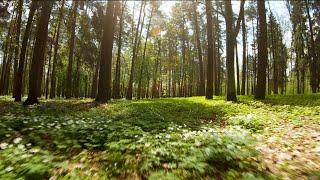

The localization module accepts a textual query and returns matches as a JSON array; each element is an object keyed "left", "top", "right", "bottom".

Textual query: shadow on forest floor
[
  {"left": 95, "top": 97, "right": 223, "bottom": 133},
  {"left": 259, "top": 94, "right": 320, "bottom": 107}
]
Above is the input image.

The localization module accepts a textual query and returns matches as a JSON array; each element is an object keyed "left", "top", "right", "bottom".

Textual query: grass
[{"left": 0, "top": 95, "right": 319, "bottom": 179}]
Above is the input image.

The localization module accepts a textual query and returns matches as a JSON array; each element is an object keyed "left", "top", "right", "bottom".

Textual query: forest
[{"left": 0, "top": 0, "right": 319, "bottom": 179}]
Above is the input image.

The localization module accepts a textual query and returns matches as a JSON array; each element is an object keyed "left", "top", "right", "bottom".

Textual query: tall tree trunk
[
  {"left": 138, "top": 5, "right": 153, "bottom": 99},
  {"left": 305, "top": 0, "right": 318, "bottom": 93},
  {"left": 13, "top": 1, "right": 37, "bottom": 101},
  {"left": 0, "top": 13, "right": 14, "bottom": 95},
  {"left": 65, "top": 1, "right": 78, "bottom": 98},
  {"left": 193, "top": 2, "right": 205, "bottom": 96},
  {"left": 225, "top": 0, "right": 244, "bottom": 101},
  {"left": 225, "top": 0, "right": 236, "bottom": 101},
  {"left": 241, "top": 12, "right": 247, "bottom": 95},
  {"left": 215, "top": 11, "right": 221, "bottom": 95},
  {"left": 73, "top": 55, "right": 80, "bottom": 98},
  {"left": 50, "top": 0, "right": 65, "bottom": 99},
  {"left": 126, "top": 2, "right": 144, "bottom": 100},
  {"left": 95, "top": 1, "right": 117, "bottom": 102},
  {"left": 12, "top": 0, "right": 23, "bottom": 99},
  {"left": 24, "top": 2, "right": 53, "bottom": 105},
  {"left": 113, "top": 2, "right": 125, "bottom": 99},
  {"left": 91, "top": 62, "right": 99, "bottom": 98},
  {"left": 270, "top": 13, "right": 278, "bottom": 94},
  {"left": 3, "top": 39, "right": 14, "bottom": 95},
  {"left": 205, "top": 1, "right": 214, "bottom": 99},
  {"left": 226, "top": 0, "right": 244, "bottom": 101},
  {"left": 255, "top": 0, "right": 268, "bottom": 99},
  {"left": 235, "top": 44, "right": 240, "bottom": 95},
  {"left": 45, "top": 38, "right": 54, "bottom": 99},
  {"left": 152, "top": 39, "right": 161, "bottom": 98}
]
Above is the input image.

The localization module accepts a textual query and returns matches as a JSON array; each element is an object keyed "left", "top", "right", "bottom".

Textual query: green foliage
[
  {"left": 1, "top": 95, "right": 320, "bottom": 179},
  {"left": 229, "top": 114, "right": 264, "bottom": 132}
]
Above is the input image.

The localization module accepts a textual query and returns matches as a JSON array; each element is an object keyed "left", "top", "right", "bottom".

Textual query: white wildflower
[
  {"left": 13, "top": 137, "right": 22, "bottom": 144},
  {"left": 17, "top": 144, "right": 25, "bottom": 150},
  {"left": 0, "top": 142, "right": 8, "bottom": 149},
  {"left": 30, "top": 148, "right": 40, "bottom": 153}
]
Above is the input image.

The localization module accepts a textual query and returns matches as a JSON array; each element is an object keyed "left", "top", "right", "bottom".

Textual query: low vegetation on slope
[{"left": 0, "top": 95, "right": 319, "bottom": 179}]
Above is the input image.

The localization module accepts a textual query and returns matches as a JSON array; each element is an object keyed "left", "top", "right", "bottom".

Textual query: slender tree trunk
[
  {"left": 50, "top": 0, "right": 65, "bottom": 99},
  {"left": 138, "top": 6, "right": 153, "bottom": 99},
  {"left": 91, "top": 62, "right": 99, "bottom": 98},
  {"left": 113, "top": 2, "right": 125, "bottom": 99},
  {"left": 45, "top": 38, "right": 54, "bottom": 99},
  {"left": 12, "top": 0, "right": 23, "bottom": 99},
  {"left": 152, "top": 39, "right": 161, "bottom": 98},
  {"left": 65, "top": 1, "right": 78, "bottom": 98},
  {"left": 3, "top": 41, "right": 14, "bottom": 95},
  {"left": 205, "top": 1, "right": 214, "bottom": 99},
  {"left": 216, "top": 11, "right": 221, "bottom": 95},
  {"left": 24, "top": 2, "right": 53, "bottom": 105},
  {"left": 255, "top": 0, "right": 268, "bottom": 99},
  {"left": 95, "top": 1, "right": 117, "bottom": 102},
  {"left": 126, "top": 2, "right": 144, "bottom": 100},
  {"left": 14, "top": 1, "right": 37, "bottom": 101},
  {"left": 73, "top": 55, "right": 80, "bottom": 98},
  {"left": 193, "top": 2, "right": 205, "bottom": 96},
  {"left": 270, "top": 14, "right": 278, "bottom": 94},
  {"left": 305, "top": 0, "right": 318, "bottom": 93},
  {"left": 0, "top": 13, "right": 14, "bottom": 95},
  {"left": 241, "top": 13, "right": 247, "bottom": 95},
  {"left": 235, "top": 44, "right": 240, "bottom": 95}
]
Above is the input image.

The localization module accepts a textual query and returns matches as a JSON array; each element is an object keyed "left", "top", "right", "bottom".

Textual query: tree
[
  {"left": 137, "top": 3, "right": 154, "bottom": 99},
  {"left": 23, "top": 2, "right": 53, "bottom": 105},
  {"left": 305, "top": 0, "right": 318, "bottom": 93},
  {"left": 12, "top": 0, "right": 23, "bottom": 99},
  {"left": 95, "top": 1, "right": 117, "bottom": 102},
  {"left": 205, "top": 1, "right": 214, "bottom": 100},
  {"left": 113, "top": 2, "right": 125, "bottom": 99},
  {"left": 192, "top": 2, "right": 205, "bottom": 96},
  {"left": 13, "top": 1, "right": 38, "bottom": 102},
  {"left": 65, "top": 1, "right": 78, "bottom": 99},
  {"left": 224, "top": 0, "right": 245, "bottom": 101},
  {"left": 255, "top": 0, "right": 268, "bottom": 99},
  {"left": 50, "top": 0, "right": 65, "bottom": 99},
  {"left": 241, "top": 9, "right": 247, "bottom": 95},
  {"left": 126, "top": 2, "right": 145, "bottom": 100}
]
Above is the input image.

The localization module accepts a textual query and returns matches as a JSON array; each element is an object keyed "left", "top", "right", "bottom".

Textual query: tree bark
[
  {"left": 13, "top": 1, "right": 37, "bottom": 101},
  {"left": 50, "top": 0, "right": 65, "bottom": 99},
  {"left": 65, "top": 1, "right": 78, "bottom": 98},
  {"left": 95, "top": 1, "right": 117, "bottom": 102},
  {"left": 236, "top": 44, "right": 240, "bottom": 95},
  {"left": 24, "top": 2, "right": 53, "bottom": 105},
  {"left": 193, "top": 2, "right": 205, "bottom": 96},
  {"left": 113, "top": 2, "right": 125, "bottom": 99},
  {"left": 137, "top": 5, "right": 153, "bottom": 99},
  {"left": 0, "top": 13, "right": 14, "bottom": 95},
  {"left": 241, "top": 11, "right": 247, "bottom": 95},
  {"left": 255, "top": 0, "right": 268, "bottom": 99},
  {"left": 12, "top": 0, "right": 23, "bottom": 99},
  {"left": 45, "top": 37, "right": 54, "bottom": 99},
  {"left": 305, "top": 0, "right": 318, "bottom": 93},
  {"left": 205, "top": 1, "right": 214, "bottom": 99},
  {"left": 126, "top": 2, "right": 145, "bottom": 100}
]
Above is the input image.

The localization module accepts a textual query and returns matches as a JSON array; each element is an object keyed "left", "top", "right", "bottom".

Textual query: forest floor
[{"left": 0, "top": 95, "right": 319, "bottom": 179}]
